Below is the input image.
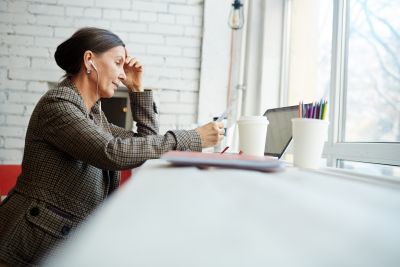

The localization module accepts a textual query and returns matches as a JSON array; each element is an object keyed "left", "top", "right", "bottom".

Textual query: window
[
  {"left": 281, "top": 0, "right": 400, "bottom": 176},
  {"left": 344, "top": 0, "right": 400, "bottom": 143}
]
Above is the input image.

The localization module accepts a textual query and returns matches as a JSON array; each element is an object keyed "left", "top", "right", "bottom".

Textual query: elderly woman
[{"left": 0, "top": 27, "right": 224, "bottom": 267}]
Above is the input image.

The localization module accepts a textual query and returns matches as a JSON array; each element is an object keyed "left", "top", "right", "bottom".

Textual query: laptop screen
[{"left": 263, "top": 105, "right": 298, "bottom": 158}]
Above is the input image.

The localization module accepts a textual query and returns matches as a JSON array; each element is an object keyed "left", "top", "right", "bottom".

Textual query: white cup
[
  {"left": 291, "top": 118, "right": 329, "bottom": 169},
  {"left": 237, "top": 116, "right": 269, "bottom": 157}
]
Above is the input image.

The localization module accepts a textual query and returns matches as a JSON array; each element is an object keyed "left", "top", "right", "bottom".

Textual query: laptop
[{"left": 263, "top": 105, "right": 299, "bottom": 159}]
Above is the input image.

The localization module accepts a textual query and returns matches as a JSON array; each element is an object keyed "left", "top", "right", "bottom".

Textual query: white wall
[
  {"left": 0, "top": 0, "right": 228, "bottom": 164},
  {"left": 197, "top": 0, "right": 231, "bottom": 125}
]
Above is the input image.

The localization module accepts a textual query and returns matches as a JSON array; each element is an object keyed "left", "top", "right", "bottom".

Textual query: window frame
[{"left": 325, "top": 0, "right": 400, "bottom": 169}]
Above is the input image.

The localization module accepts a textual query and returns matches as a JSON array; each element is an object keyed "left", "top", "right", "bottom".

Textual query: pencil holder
[{"left": 291, "top": 118, "right": 329, "bottom": 169}]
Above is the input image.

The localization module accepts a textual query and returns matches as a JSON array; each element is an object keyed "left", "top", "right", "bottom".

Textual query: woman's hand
[
  {"left": 122, "top": 56, "right": 143, "bottom": 92},
  {"left": 195, "top": 121, "right": 225, "bottom": 148}
]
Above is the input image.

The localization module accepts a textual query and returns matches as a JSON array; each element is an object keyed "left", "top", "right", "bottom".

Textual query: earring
[{"left": 86, "top": 68, "right": 91, "bottom": 74}]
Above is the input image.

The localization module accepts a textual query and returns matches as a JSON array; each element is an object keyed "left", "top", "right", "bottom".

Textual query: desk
[{"left": 44, "top": 160, "right": 400, "bottom": 267}]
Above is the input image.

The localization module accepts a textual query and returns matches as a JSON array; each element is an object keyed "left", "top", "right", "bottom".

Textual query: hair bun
[{"left": 54, "top": 27, "right": 125, "bottom": 76}]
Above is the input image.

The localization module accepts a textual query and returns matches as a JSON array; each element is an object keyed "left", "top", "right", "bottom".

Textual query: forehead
[{"left": 101, "top": 46, "right": 126, "bottom": 59}]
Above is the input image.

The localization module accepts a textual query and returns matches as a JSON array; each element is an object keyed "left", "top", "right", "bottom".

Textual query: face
[{"left": 91, "top": 46, "right": 127, "bottom": 98}]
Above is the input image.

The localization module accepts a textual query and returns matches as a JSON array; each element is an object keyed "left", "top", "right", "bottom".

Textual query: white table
[{"left": 44, "top": 160, "right": 400, "bottom": 267}]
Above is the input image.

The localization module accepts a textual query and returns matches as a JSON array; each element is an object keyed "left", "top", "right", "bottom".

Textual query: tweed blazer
[{"left": 0, "top": 78, "right": 202, "bottom": 266}]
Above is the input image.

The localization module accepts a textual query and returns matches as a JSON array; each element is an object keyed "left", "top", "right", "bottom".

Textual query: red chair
[
  {"left": 120, "top": 170, "right": 132, "bottom": 186},
  {"left": 0, "top": 166, "right": 131, "bottom": 202},
  {"left": 0, "top": 165, "right": 21, "bottom": 202}
]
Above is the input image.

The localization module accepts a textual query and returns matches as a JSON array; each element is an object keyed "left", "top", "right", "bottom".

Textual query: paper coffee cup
[
  {"left": 237, "top": 116, "right": 269, "bottom": 157},
  {"left": 292, "top": 118, "right": 329, "bottom": 169}
]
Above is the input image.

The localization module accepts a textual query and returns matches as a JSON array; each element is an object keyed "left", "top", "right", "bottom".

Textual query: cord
[{"left": 94, "top": 68, "right": 102, "bottom": 126}]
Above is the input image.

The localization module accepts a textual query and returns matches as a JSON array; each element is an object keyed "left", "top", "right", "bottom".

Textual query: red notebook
[{"left": 161, "top": 151, "right": 285, "bottom": 172}]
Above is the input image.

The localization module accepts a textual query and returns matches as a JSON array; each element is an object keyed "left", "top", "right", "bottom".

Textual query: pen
[
  {"left": 216, "top": 106, "right": 231, "bottom": 122},
  {"left": 220, "top": 146, "right": 229, "bottom": 154}
]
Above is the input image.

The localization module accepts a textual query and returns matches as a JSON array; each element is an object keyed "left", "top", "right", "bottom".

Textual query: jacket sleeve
[
  {"left": 107, "top": 90, "right": 158, "bottom": 139},
  {"left": 39, "top": 95, "right": 202, "bottom": 171}
]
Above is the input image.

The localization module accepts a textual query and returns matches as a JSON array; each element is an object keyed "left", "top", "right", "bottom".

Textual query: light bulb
[{"left": 228, "top": 0, "right": 244, "bottom": 30}]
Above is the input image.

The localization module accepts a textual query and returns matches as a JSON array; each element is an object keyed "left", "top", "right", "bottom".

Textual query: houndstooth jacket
[{"left": 0, "top": 78, "right": 202, "bottom": 266}]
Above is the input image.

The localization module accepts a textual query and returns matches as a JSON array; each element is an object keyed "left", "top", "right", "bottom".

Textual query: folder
[{"left": 161, "top": 151, "right": 285, "bottom": 172}]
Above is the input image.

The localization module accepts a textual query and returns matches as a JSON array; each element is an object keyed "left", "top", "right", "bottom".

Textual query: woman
[{"left": 0, "top": 27, "right": 224, "bottom": 267}]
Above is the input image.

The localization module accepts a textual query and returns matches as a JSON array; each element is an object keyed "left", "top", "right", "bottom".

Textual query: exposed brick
[
  {"left": 9, "top": 68, "right": 63, "bottom": 82},
  {"left": 148, "top": 24, "right": 184, "bottom": 35},
  {"left": 0, "top": 91, "right": 6, "bottom": 102},
  {"left": 32, "top": 58, "right": 59, "bottom": 70},
  {"left": 0, "top": 24, "right": 13, "bottom": 34},
  {"left": 139, "top": 12, "right": 157, "bottom": 22},
  {"left": 176, "top": 15, "right": 193, "bottom": 25},
  {"left": 9, "top": 57, "right": 31, "bottom": 69},
  {"left": 14, "top": 25, "right": 53, "bottom": 37},
  {"left": 73, "top": 19, "right": 111, "bottom": 29},
  {"left": 148, "top": 45, "right": 181, "bottom": 56},
  {"left": 0, "top": 126, "right": 24, "bottom": 137},
  {"left": 159, "top": 114, "right": 177, "bottom": 124},
  {"left": 84, "top": 8, "right": 102, "bottom": 18},
  {"left": 4, "top": 138, "right": 25, "bottom": 149},
  {"left": 131, "top": 1, "right": 167, "bottom": 12},
  {"left": 66, "top": 7, "right": 84, "bottom": 17},
  {"left": 0, "top": 2, "right": 8, "bottom": 12},
  {"left": 9, "top": 46, "right": 49, "bottom": 58},
  {"left": 0, "top": 79, "right": 27, "bottom": 91},
  {"left": 95, "top": 0, "right": 130, "bottom": 9},
  {"left": 103, "top": 9, "right": 122, "bottom": 20},
  {"left": 54, "top": 27, "right": 76, "bottom": 38},
  {"left": 183, "top": 47, "right": 201, "bottom": 58},
  {"left": 28, "top": 4, "right": 64, "bottom": 16},
  {"left": 158, "top": 14, "right": 175, "bottom": 24},
  {"left": 35, "top": 15, "right": 73, "bottom": 26},
  {"left": 8, "top": 1, "right": 28, "bottom": 14},
  {"left": 110, "top": 21, "right": 147, "bottom": 33},
  {"left": 169, "top": 4, "right": 203, "bottom": 16},
  {"left": 159, "top": 90, "right": 179, "bottom": 102},
  {"left": 165, "top": 57, "right": 200, "bottom": 68},
  {"left": 178, "top": 114, "right": 196, "bottom": 125},
  {"left": 5, "top": 115, "right": 30, "bottom": 126},
  {"left": 166, "top": 36, "right": 200, "bottom": 48},
  {"left": 184, "top": 26, "right": 203, "bottom": 37},
  {"left": 180, "top": 91, "right": 198, "bottom": 103},
  {"left": 129, "top": 33, "right": 164, "bottom": 45},
  {"left": 0, "top": 149, "right": 23, "bottom": 161},
  {"left": 58, "top": 0, "right": 95, "bottom": 7},
  {"left": 0, "top": 34, "right": 35, "bottom": 46},
  {"left": 35, "top": 36, "right": 64, "bottom": 48},
  {"left": 121, "top": 10, "right": 138, "bottom": 21},
  {"left": 0, "top": 56, "right": 9, "bottom": 67},
  {"left": 8, "top": 92, "right": 42, "bottom": 104},
  {"left": 160, "top": 102, "right": 197, "bottom": 114}
]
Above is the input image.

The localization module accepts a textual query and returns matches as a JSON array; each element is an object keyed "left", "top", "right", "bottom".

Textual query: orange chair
[{"left": 0, "top": 165, "right": 21, "bottom": 202}]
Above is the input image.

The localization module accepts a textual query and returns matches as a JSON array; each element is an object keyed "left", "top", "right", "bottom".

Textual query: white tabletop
[{"left": 44, "top": 160, "right": 400, "bottom": 267}]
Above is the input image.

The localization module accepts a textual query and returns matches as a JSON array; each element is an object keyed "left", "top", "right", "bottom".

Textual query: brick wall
[{"left": 0, "top": 0, "right": 204, "bottom": 164}]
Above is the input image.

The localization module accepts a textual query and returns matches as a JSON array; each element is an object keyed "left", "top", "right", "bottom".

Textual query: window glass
[{"left": 345, "top": 0, "right": 400, "bottom": 142}]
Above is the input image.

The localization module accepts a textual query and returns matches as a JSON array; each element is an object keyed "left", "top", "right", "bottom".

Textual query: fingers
[
  {"left": 195, "top": 121, "right": 225, "bottom": 148},
  {"left": 211, "top": 121, "right": 224, "bottom": 129},
  {"left": 125, "top": 56, "right": 143, "bottom": 72}
]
